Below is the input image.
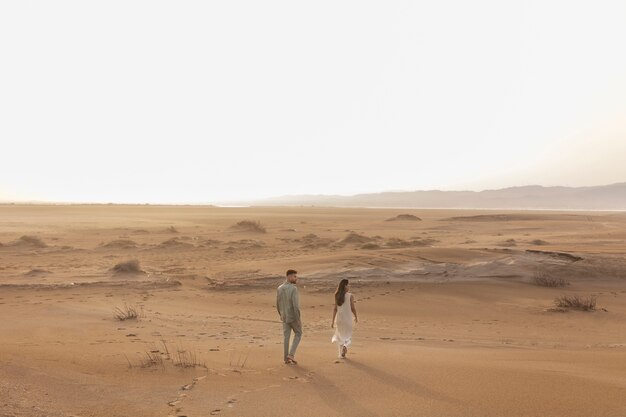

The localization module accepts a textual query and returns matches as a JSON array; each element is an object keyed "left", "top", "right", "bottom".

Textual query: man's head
[{"left": 286, "top": 269, "right": 298, "bottom": 283}]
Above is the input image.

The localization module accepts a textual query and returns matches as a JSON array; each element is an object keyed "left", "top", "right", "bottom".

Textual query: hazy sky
[{"left": 2, "top": 1, "right": 625, "bottom": 203}]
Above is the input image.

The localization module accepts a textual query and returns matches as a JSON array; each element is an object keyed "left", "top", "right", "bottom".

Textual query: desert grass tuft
[
  {"left": 229, "top": 350, "right": 250, "bottom": 369},
  {"left": 140, "top": 350, "right": 165, "bottom": 368},
  {"left": 533, "top": 271, "right": 568, "bottom": 287},
  {"left": 112, "top": 259, "right": 144, "bottom": 274},
  {"left": 230, "top": 220, "right": 267, "bottom": 233},
  {"left": 554, "top": 295, "right": 596, "bottom": 311},
  {"left": 174, "top": 347, "right": 206, "bottom": 368},
  {"left": 113, "top": 303, "right": 144, "bottom": 321}
]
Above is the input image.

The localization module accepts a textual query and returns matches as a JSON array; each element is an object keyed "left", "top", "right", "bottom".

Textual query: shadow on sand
[
  {"left": 291, "top": 365, "right": 379, "bottom": 417},
  {"left": 345, "top": 359, "right": 462, "bottom": 407}
]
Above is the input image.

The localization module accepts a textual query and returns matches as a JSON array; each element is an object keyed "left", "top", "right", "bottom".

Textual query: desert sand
[{"left": 1, "top": 205, "right": 625, "bottom": 417}]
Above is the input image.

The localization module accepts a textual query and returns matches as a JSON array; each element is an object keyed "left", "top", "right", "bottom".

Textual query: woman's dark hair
[{"left": 335, "top": 279, "right": 349, "bottom": 306}]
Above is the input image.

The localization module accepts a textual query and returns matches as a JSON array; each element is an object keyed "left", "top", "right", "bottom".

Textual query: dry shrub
[
  {"left": 533, "top": 271, "right": 568, "bottom": 287},
  {"left": 113, "top": 303, "right": 144, "bottom": 321},
  {"left": 554, "top": 295, "right": 596, "bottom": 311},
  {"left": 530, "top": 239, "right": 549, "bottom": 246},
  {"left": 230, "top": 220, "right": 266, "bottom": 233},
  {"left": 112, "top": 259, "right": 144, "bottom": 274},
  {"left": 165, "top": 226, "right": 179, "bottom": 233}
]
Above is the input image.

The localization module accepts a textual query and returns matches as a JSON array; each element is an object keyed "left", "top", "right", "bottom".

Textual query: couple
[{"left": 276, "top": 269, "right": 358, "bottom": 364}]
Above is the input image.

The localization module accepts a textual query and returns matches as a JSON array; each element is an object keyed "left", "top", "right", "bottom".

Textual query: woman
[{"left": 331, "top": 279, "right": 358, "bottom": 358}]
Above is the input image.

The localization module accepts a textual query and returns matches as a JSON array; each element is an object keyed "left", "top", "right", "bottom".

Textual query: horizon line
[{"left": 1, "top": 181, "right": 624, "bottom": 206}]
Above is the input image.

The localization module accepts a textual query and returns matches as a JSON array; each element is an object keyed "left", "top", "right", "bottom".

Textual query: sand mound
[
  {"left": 226, "top": 239, "right": 266, "bottom": 249},
  {"left": 10, "top": 235, "right": 47, "bottom": 248},
  {"left": 23, "top": 268, "right": 51, "bottom": 277},
  {"left": 301, "top": 234, "right": 334, "bottom": 249},
  {"left": 229, "top": 220, "right": 267, "bottom": 233},
  {"left": 361, "top": 243, "right": 381, "bottom": 250},
  {"left": 497, "top": 239, "right": 517, "bottom": 247},
  {"left": 99, "top": 239, "right": 137, "bottom": 249},
  {"left": 386, "top": 214, "right": 422, "bottom": 222},
  {"left": 199, "top": 239, "right": 222, "bottom": 247},
  {"left": 340, "top": 232, "right": 374, "bottom": 244},
  {"left": 526, "top": 249, "right": 582, "bottom": 262},
  {"left": 444, "top": 214, "right": 589, "bottom": 222},
  {"left": 111, "top": 259, "right": 145, "bottom": 274},
  {"left": 384, "top": 237, "right": 437, "bottom": 248},
  {"left": 130, "top": 229, "right": 150, "bottom": 235},
  {"left": 157, "top": 238, "right": 194, "bottom": 249}
]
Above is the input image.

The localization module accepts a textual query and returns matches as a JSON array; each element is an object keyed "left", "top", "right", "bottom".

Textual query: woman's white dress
[{"left": 332, "top": 292, "right": 354, "bottom": 354}]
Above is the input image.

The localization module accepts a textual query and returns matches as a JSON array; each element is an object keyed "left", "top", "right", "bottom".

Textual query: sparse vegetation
[
  {"left": 533, "top": 271, "right": 568, "bottom": 287},
  {"left": 138, "top": 350, "right": 165, "bottom": 368},
  {"left": 230, "top": 220, "right": 267, "bottom": 233},
  {"left": 174, "top": 347, "right": 206, "bottom": 368},
  {"left": 165, "top": 226, "right": 179, "bottom": 233},
  {"left": 554, "top": 295, "right": 596, "bottom": 311},
  {"left": 229, "top": 351, "right": 250, "bottom": 369},
  {"left": 126, "top": 340, "right": 206, "bottom": 370},
  {"left": 112, "top": 259, "right": 144, "bottom": 274},
  {"left": 113, "top": 303, "right": 144, "bottom": 321},
  {"left": 530, "top": 239, "right": 549, "bottom": 246}
]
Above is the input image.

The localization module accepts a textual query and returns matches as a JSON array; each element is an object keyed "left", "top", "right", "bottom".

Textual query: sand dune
[{"left": 0, "top": 205, "right": 625, "bottom": 417}]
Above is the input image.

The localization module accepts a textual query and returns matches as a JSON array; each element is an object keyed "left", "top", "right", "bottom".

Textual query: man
[{"left": 276, "top": 269, "right": 302, "bottom": 364}]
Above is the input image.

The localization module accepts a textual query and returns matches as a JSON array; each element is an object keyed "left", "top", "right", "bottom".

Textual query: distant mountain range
[{"left": 248, "top": 183, "right": 626, "bottom": 210}]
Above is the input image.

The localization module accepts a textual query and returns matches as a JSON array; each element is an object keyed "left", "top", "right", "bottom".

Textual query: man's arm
[
  {"left": 292, "top": 288, "right": 301, "bottom": 323},
  {"left": 276, "top": 290, "right": 281, "bottom": 319}
]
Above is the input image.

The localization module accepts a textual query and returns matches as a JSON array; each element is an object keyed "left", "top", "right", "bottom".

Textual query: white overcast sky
[{"left": 1, "top": 1, "right": 625, "bottom": 203}]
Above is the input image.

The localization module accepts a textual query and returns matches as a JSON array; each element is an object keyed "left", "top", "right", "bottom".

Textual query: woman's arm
[
  {"left": 331, "top": 304, "right": 337, "bottom": 328},
  {"left": 350, "top": 294, "right": 358, "bottom": 323}
]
